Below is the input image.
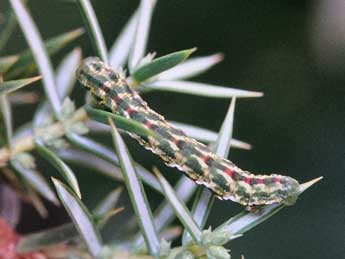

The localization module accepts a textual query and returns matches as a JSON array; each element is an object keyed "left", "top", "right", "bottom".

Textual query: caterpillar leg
[{"left": 245, "top": 205, "right": 264, "bottom": 214}]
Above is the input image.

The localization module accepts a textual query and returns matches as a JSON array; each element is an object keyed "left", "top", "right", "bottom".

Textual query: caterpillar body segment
[{"left": 77, "top": 57, "right": 300, "bottom": 207}]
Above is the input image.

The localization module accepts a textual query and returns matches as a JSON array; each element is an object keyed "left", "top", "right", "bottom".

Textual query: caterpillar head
[
  {"left": 77, "top": 57, "right": 103, "bottom": 90},
  {"left": 76, "top": 57, "right": 126, "bottom": 104},
  {"left": 281, "top": 177, "right": 300, "bottom": 206}
]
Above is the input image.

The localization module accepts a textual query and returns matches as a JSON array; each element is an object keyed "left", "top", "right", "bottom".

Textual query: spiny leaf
[
  {"left": 17, "top": 223, "right": 79, "bottom": 253},
  {"left": 10, "top": 159, "right": 58, "bottom": 204},
  {"left": 299, "top": 177, "right": 323, "bottom": 193},
  {"left": 76, "top": 0, "right": 108, "bottom": 63},
  {"left": 182, "top": 187, "right": 214, "bottom": 245},
  {"left": 33, "top": 101, "right": 52, "bottom": 129},
  {"left": 128, "top": 0, "right": 157, "bottom": 70},
  {"left": 6, "top": 28, "right": 84, "bottom": 79},
  {"left": 85, "top": 105, "right": 155, "bottom": 138},
  {"left": 109, "top": 10, "right": 138, "bottom": 69},
  {"left": 52, "top": 178, "right": 103, "bottom": 257},
  {"left": 131, "top": 48, "right": 196, "bottom": 83},
  {"left": 154, "top": 177, "right": 196, "bottom": 233},
  {"left": 9, "top": 0, "right": 62, "bottom": 116},
  {"left": 65, "top": 134, "right": 162, "bottom": 193},
  {"left": 154, "top": 168, "right": 202, "bottom": 244},
  {"left": 0, "top": 94, "right": 13, "bottom": 149},
  {"left": 18, "top": 188, "right": 123, "bottom": 253},
  {"left": 214, "top": 97, "right": 237, "bottom": 158},
  {"left": 109, "top": 118, "right": 160, "bottom": 257},
  {"left": 95, "top": 207, "right": 124, "bottom": 228},
  {"left": 33, "top": 48, "right": 82, "bottom": 127},
  {"left": 133, "top": 177, "right": 196, "bottom": 249},
  {"left": 58, "top": 148, "right": 124, "bottom": 181},
  {"left": 26, "top": 187, "right": 49, "bottom": 218},
  {"left": 0, "top": 76, "right": 41, "bottom": 95},
  {"left": 142, "top": 80, "right": 263, "bottom": 98},
  {"left": 55, "top": 47, "right": 82, "bottom": 96},
  {"left": 8, "top": 91, "right": 39, "bottom": 105},
  {"left": 158, "top": 53, "right": 224, "bottom": 80},
  {"left": 35, "top": 140, "right": 81, "bottom": 198},
  {"left": 94, "top": 187, "right": 123, "bottom": 217},
  {"left": 0, "top": 55, "right": 19, "bottom": 74}
]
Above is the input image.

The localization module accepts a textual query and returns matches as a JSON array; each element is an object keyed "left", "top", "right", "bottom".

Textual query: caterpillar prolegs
[{"left": 76, "top": 57, "right": 300, "bottom": 207}]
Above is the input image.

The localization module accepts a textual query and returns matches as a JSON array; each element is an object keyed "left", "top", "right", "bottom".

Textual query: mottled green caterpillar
[{"left": 77, "top": 57, "right": 300, "bottom": 207}]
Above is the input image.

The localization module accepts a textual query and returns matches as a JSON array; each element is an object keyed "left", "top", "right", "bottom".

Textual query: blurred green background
[{"left": 2, "top": 0, "right": 344, "bottom": 258}]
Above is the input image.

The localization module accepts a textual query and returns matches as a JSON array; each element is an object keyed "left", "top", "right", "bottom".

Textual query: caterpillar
[{"left": 76, "top": 57, "right": 300, "bottom": 207}]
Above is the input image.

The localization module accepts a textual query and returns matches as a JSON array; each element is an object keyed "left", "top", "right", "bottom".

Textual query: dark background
[{"left": 1, "top": 0, "right": 344, "bottom": 259}]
